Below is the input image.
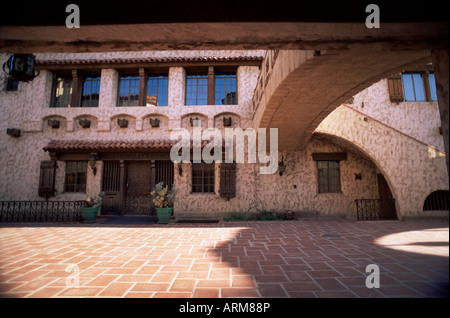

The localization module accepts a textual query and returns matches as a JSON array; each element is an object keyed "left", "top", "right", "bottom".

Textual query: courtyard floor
[{"left": 0, "top": 219, "right": 448, "bottom": 298}]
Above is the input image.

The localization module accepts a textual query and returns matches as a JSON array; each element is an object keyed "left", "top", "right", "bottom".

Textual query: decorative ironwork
[
  {"left": 355, "top": 199, "right": 397, "bottom": 221},
  {"left": 0, "top": 201, "right": 86, "bottom": 222}
]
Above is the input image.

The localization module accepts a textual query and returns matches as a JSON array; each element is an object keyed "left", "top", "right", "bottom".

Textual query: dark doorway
[{"left": 377, "top": 173, "right": 397, "bottom": 220}]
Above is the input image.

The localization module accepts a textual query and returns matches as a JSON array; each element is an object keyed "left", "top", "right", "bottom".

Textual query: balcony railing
[
  {"left": 0, "top": 201, "right": 86, "bottom": 222},
  {"left": 355, "top": 199, "right": 397, "bottom": 221}
]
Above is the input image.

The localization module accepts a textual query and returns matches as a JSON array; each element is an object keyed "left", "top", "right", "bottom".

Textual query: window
[
  {"left": 64, "top": 161, "right": 87, "bottom": 193},
  {"left": 192, "top": 162, "right": 215, "bottom": 193},
  {"left": 80, "top": 75, "right": 100, "bottom": 107},
  {"left": 402, "top": 72, "right": 438, "bottom": 102},
  {"left": 5, "top": 78, "right": 19, "bottom": 92},
  {"left": 428, "top": 73, "right": 438, "bottom": 101},
  {"left": 215, "top": 72, "right": 237, "bottom": 105},
  {"left": 317, "top": 160, "right": 341, "bottom": 193},
  {"left": 118, "top": 75, "right": 139, "bottom": 106},
  {"left": 186, "top": 72, "right": 208, "bottom": 105},
  {"left": 147, "top": 73, "right": 168, "bottom": 106},
  {"left": 51, "top": 75, "right": 72, "bottom": 107}
]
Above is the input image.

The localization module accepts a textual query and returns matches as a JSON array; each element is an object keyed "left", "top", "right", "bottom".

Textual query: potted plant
[
  {"left": 151, "top": 182, "right": 178, "bottom": 224},
  {"left": 81, "top": 192, "right": 104, "bottom": 223}
]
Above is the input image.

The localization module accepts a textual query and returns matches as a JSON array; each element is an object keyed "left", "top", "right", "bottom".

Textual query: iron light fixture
[
  {"left": 2, "top": 54, "right": 40, "bottom": 82},
  {"left": 278, "top": 155, "right": 286, "bottom": 176},
  {"left": 89, "top": 153, "right": 98, "bottom": 176}
]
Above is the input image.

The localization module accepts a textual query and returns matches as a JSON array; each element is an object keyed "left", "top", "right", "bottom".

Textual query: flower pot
[
  {"left": 81, "top": 206, "right": 99, "bottom": 223},
  {"left": 156, "top": 207, "right": 172, "bottom": 224}
]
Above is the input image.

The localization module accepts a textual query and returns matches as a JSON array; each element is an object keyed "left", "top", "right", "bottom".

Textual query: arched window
[{"left": 423, "top": 190, "right": 449, "bottom": 211}]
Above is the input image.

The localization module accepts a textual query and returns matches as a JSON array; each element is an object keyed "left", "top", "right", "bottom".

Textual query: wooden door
[
  {"left": 125, "top": 161, "right": 153, "bottom": 215},
  {"left": 377, "top": 173, "right": 397, "bottom": 220},
  {"left": 101, "top": 161, "right": 122, "bottom": 215}
]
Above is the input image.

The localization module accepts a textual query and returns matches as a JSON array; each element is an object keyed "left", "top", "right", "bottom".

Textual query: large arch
[{"left": 315, "top": 106, "right": 448, "bottom": 219}]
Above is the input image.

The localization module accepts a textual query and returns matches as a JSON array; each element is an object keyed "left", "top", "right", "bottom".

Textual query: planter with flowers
[
  {"left": 151, "top": 182, "right": 178, "bottom": 224},
  {"left": 81, "top": 192, "right": 104, "bottom": 223}
]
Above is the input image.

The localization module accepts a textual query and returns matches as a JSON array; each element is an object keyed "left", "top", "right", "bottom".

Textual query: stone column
[
  {"left": 98, "top": 69, "right": 118, "bottom": 132},
  {"left": 168, "top": 67, "right": 185, "bottom": 106},
  {"left": 432, "top": 49, "right": 449, "bottom": 173}
]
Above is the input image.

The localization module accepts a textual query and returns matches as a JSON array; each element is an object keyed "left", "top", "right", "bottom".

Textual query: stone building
[{"left": 0, "top": 50, "right": 448, "bottom": 221}]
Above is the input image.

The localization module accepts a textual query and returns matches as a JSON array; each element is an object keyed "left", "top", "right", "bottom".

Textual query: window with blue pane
[
  {"left": 80, "top": 76, "right": 100, "bottom": 107},
  {"left": 402, "top": 73, "right": 426, "bottom": 102},
  {"left": 118, "top": 75, "right": 139, "bottom": 106},
  {"left": 215, "top": 72, "right": 237, "bottom": 105},
  {"left": 147, "top": 74, "right": 168, "bottom": 106},
  {"left": 428, "top": 73, "right": 437, "bottom": 101},
  {"left": 186, "top": 73, "right": 208, "bottom": 105}
]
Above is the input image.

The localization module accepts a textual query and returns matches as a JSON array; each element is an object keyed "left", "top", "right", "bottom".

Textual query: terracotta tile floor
[{"left": 0, "top": 220, "right": 448, "bottom": 298}]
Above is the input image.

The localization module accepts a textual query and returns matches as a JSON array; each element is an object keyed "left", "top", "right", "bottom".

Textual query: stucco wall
[
  {"left": 174, "top": 135, "right": 378, "bottom": 220},
  {"left": 348, "top": 78, "right": 444, "bottom": 151}
]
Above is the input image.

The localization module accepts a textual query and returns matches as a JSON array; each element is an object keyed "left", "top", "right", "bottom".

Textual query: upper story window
[
  {"left": 185, "top": 66, "right": 238, "bottom": 106},
  {"left": 51, "top": 72, "right": 101, "bottom": 108},
  {"left": 215, "top": 72, "right": 237, "bottom": 105},
  {"left": 117, "top": 74, "right": 139, "bottom": 107},
  {"left": 51, "top": 74, "right": 73, "bottom": 108},
  {"left": 402, "top": 72, "right": 437, "bottom": 102},
  {"left": 80, "top": 75, "right": 100, "bottom": 107},
  {"left": 147, "top": 73, "right": 168, "bottom": 106},
  {"left": 186, "top": 72, "right": 208, "bottom": 105}
]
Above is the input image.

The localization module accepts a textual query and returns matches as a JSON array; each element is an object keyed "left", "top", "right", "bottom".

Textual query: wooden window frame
[
  {"left": 185, "top": 71, "right": 209, "bottom": 106},
  {"left": 117, "top": 73, "right": 140, "bottom": 107},
  {"left": 215, "top": 71, "right": 238, "bottom": 105},
  {"left": 317, "top": 160, "right": 342, "bottom": 194},
  {"left": 50, "top": 73, "right": 73, "bottom": 108},
  {"left": 402, "top": 71, "right": 436, "bottom": 102},
  {"left": 191, "top": 162, "right": 215, "bottom": 193},
  {"left": 64, "top": 161, "right": 87, "bottom": 193},
  {"left": 80, "top": 74, "right": 101, "bottom": 107},
  {"left": 147, "top": 72, "right": 169, "bottom": 106},
  {"left": 185, "top": 66, "right": 238, "bottom": 106},
  {"left": 313, "top": 153, "right": 345, "bottom": 194}
]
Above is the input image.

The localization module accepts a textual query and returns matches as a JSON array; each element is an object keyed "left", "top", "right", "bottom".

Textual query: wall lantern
[
  {"left": 89, "top": 153, "right": 98, "bottom": 176},
  {"left": 2, "top": 54, "right": 40, "bottom": 82},
  {"left": 278, "top": 155, "right": 286, "bottom": 176},
  {"left": 149, "top": 118, "right": 160, "bottom": 127},
  {"left": 6, "top": 128, "right": 21, "bottom": 138}
]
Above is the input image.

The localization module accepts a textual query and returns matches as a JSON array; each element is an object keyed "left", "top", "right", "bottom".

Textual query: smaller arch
[
  {"left": 213, "top": 111, "right": 241, "bottom": 119},
  {"left": 423, "top": 190, "right": 449, "bottom": 211},
  {"left": 73, "top": 114, "right": 99, "bottom": 121},
  {"left": 110, "top": 113, "right": 137, "bottom": 121},
  {"left": 141, "top": 113, "right": 170, "bottom": 121}
]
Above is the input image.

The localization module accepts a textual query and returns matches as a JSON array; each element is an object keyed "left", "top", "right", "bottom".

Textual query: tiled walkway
[{"left": 0, "top": 220, "right": 448, "bottom": 298}]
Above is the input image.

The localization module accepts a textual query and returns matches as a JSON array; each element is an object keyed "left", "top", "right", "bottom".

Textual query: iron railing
[
  {"left": 355, "top": 199, "right": 397, "bottom": 221},
  {"left": 0, "top": 201, "right": 86, "bottom": 222}
]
